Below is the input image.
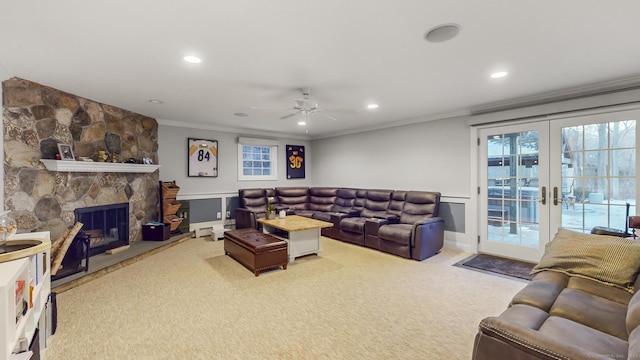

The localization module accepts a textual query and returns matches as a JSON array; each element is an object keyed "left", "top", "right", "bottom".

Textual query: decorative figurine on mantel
[
  {"left": 111, "top": 154, "right": 119, "bottom": 163},
  {"left": 97, "top": 151, "right": 108, "bottom": 162}
]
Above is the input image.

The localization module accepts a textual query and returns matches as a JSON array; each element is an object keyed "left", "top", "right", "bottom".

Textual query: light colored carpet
[{"left": 47, "top": 237, "right": 526, "bottom": 360}]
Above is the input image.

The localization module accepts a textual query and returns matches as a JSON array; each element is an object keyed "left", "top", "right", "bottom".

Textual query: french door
[
  {"left": 479, "top": 122, "right": 550, "bottom": 262},
  {"left": 478, "top": 109, "right": 638, "bottom": 263}
]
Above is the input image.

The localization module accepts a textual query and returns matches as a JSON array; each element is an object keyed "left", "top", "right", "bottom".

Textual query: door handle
[
  {"left": 553, "top": 186, "right": 559, "bottom": 206},
  {"left": 540, "top": 186, "right": 546, "bottom": 205}
]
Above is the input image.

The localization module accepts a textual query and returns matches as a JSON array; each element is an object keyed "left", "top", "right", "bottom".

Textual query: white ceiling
[{"left": 2, "top": 1, "right": 640, "bottom": 139}]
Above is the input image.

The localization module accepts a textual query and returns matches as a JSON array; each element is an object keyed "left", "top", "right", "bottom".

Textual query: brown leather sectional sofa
[
  {"left": 235, "top": 187, "right": 444, "bottom": 261},
  {"left": 473, "top": 270, "right": 640, "bottom": 360}
]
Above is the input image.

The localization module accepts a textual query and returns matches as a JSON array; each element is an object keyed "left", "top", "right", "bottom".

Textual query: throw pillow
[{"left": 531, "top": 228, "right": 640, "bottom": 293}]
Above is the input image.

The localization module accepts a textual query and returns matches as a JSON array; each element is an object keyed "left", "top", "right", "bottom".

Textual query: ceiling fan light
[{"left": 298, "top": 121, "right": 307, "bottom": 126}]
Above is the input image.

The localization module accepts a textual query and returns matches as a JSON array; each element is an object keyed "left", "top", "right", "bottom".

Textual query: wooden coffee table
[{"left": 257, "top": 215, "right": 332, "bottom": 264}]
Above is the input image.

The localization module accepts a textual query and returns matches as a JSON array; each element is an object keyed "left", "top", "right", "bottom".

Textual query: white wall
[
  {"left": 157, "top": 124, "right": 313, "bottom": 197},
  {"left": 311, "top": 116, "right": 473, "bottom": 251},
  {"left": 311, "top": 116, "right": 471, "bottom": 196}
]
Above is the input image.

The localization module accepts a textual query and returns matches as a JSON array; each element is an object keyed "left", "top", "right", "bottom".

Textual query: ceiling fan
[{"left": 252, "top": 89, "right": 338, "bottom": 121}]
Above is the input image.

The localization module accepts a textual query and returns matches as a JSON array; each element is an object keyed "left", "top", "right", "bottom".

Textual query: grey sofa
[{"left": 236, "top": 186, "right": 445, "bottom": 260}]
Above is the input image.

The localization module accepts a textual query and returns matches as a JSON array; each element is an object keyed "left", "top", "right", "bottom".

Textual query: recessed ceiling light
[
  {"left": 234, "top": 112, "right": 249, "bottom": 117},
  {"left": 148, "top": 99, "right": 163, "bottom": 104},
  {"left": 424, "top": 24, "right": 461, "bottom": 43},
  {"left": 183, "top": 55, "right": 202, "bottom": 64},
  {"left": 298, "top": 121, "right": 307, "bottom": 126},
  {"left": 367, "top": 103, "right": 379, "bottom": 109},
  {"left": 491, "top": 71, "right": 508, "bottom": 79}
]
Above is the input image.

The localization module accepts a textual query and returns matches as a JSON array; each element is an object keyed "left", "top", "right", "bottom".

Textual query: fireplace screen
[{"left": 74, "top": 203, "right": 129, "bottom": 256}]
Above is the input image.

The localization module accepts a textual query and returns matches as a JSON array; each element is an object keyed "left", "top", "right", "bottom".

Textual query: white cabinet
[{"left": 0, "top": 232, "right": 51, "bottom": 360}]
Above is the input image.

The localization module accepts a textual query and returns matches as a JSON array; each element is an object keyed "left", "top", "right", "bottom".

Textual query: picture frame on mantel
[
  {"left": 57, "top": 144, "right": 75, "bottom": 161},
  {"left": 188, "top": 138, "right": 218, "bottom": 177}
]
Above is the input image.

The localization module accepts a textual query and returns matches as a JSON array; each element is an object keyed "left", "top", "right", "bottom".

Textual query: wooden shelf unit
[{"left": 0, "top": 232, "right": 51, "bottom": 360}]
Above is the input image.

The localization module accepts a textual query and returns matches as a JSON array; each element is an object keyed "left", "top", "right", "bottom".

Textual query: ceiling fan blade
[
  {"left": 319, "top": 112, "right": 338, "bottom": 121},
  {"left": 280, "top": 113, "right": 298, "bottom": 120}
]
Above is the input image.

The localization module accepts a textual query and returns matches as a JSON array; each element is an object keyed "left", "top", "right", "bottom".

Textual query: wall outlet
[
  {"left": 226, "top": 211, "right": 231, "bottom": 218},
  {"left": 216, "top": 211, "right": 221, "bottom": 219}
]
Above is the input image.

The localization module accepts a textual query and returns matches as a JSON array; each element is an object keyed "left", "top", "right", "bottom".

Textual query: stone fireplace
[
  {"left": 75, "top": 203, "right": 130, "bottom": 256},
  {"left": 2, "top": 78, "right": 159, "bottom": 242}
]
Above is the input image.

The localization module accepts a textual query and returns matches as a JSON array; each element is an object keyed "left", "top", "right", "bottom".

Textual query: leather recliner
[
  {"left": 312, "top": 188, "right": 359, "bottom": 238},
  {"left": 364, "top": 190, "right": 406, "bottom": 250},
  {"left": 338, "top": 189, "right": 393, "bottom": 246},
  {"left": 376, "top": 191, "right": 444, "bottom": 260},
  {"left": 275, "top": 187, "right": 310, "bottom": 216},
  {"left": 235, "top": 188, "right": 276, "bottom": 230}
]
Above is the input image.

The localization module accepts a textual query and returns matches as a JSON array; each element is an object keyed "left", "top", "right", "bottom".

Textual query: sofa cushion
[
  {"left": 309, "top": 187, "right": 338, "bottom": 212},
  {"left": 360, "top": 189, "right": 392, "bottom": 218},
  {"left": 537, "top": 316, "right": 628, "bottom": 357},
  {"left": 531, "top": 228, "right": 640, "bottom": 293},
  {"left": 340, "top": 217, "right": 367, "bottom": 234},
  {"left": 627, "top": 292, "right": 640, "bottom": 335},
  {"left": 276, "top": 187, "right": 309, "bottom": 210},
  {"left": 511, "top": 272, "right": 568, "bottom": 312},
  {"left": 387, "top": 191, "right": 406, "bottom": 217},
  {"left": 331, "top": 188, "right": 357, "bottom": 213},
  {"left": 399, "top": 191, "right": 440, "bottom": 224},
  {"left": 378, "top": 223, "right": 412, "bottom": 245},
  {"left": 549, "top": 287, "right": 628, "bottom": 340},
  {"left": 239, "top": 188, "right": 267, "bottom": 212}
]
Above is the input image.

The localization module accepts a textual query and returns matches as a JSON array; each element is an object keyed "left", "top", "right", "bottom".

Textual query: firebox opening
[{"left": 74, "top": 203, "right": 129, "bottom": 256}]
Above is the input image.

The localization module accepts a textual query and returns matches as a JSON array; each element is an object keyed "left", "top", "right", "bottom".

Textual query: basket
[
  {"left": 163, "top": 214, "right": 183, "bottom": 231},
  {"left": 163, "top": 199, "right": 181, "bottom": 215},
  {"left": 161, "top": 182, "right": 180, "bottom": 198}
]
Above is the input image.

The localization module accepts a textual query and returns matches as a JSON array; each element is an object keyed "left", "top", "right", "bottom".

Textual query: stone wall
[{"left": 2, "top": 77, "right": 159, "bottom": 242}]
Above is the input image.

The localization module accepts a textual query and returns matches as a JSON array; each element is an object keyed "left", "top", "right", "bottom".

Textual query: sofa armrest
[
  {"left": 329, "top": 212, "right": 350, "bottom": 227},
  {"left": 373, "top": 214, "right": 400, "bottom": 222},
  {"left": 235, "top": 208, "right": 258, "bottom": 229},
  {"left": 365, "top": 217, "right": 399, "bottom": 236},
  {"left": 474, "top": 315, "right": 609, "bottom": 360},
  {"left": 411, "top": 217, "right": 444, "bottom": 260},
  {"left": 344, "top": 209, "right": 361, "bottom": 217}
]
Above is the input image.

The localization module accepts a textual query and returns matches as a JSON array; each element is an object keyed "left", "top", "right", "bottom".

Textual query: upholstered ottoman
[{"left": 224, "top": 228, "right": 288, "bottom": 276}]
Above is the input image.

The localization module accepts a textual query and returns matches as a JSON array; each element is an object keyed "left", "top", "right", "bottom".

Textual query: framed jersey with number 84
[{"left": 188, "top": 138, "right": 218, "bottom": 177}]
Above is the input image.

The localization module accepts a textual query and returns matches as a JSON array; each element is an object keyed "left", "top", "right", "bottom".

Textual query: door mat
[{"left": 454, "top": 254, "right": 536, "bottom": 281}]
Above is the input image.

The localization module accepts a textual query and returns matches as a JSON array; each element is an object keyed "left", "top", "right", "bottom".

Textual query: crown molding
[
  {"left": 157, "top": 119, "right": 312, "bottom": 141},
  {"left": 470, "top": 74, "right": 640, "bottom": 115}
]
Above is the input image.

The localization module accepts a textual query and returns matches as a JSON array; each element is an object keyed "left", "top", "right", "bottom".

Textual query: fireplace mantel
[{"left": 40, "top": 159, "right": 161, "bottom": 173}]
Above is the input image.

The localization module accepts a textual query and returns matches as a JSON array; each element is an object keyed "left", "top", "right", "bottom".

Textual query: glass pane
[
  {"left": 486, "top": 130, "right": 540, "bottom": 248},
  {"left": 611, "top": 149, "right": 635, "bottom": 176},
  {"left": 487, "top": 136, "right": 503, "bottom": 157},
  {"left": 560, "top": 119, "right": 635, "bottom": 231},
  {"left": 583, "top": 123, "right": 608, "bottom": 151}
]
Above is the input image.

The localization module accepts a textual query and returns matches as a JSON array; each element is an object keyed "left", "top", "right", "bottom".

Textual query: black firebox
[{"left": 74, "top": 203, "right": 129, "bottom": 256}]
